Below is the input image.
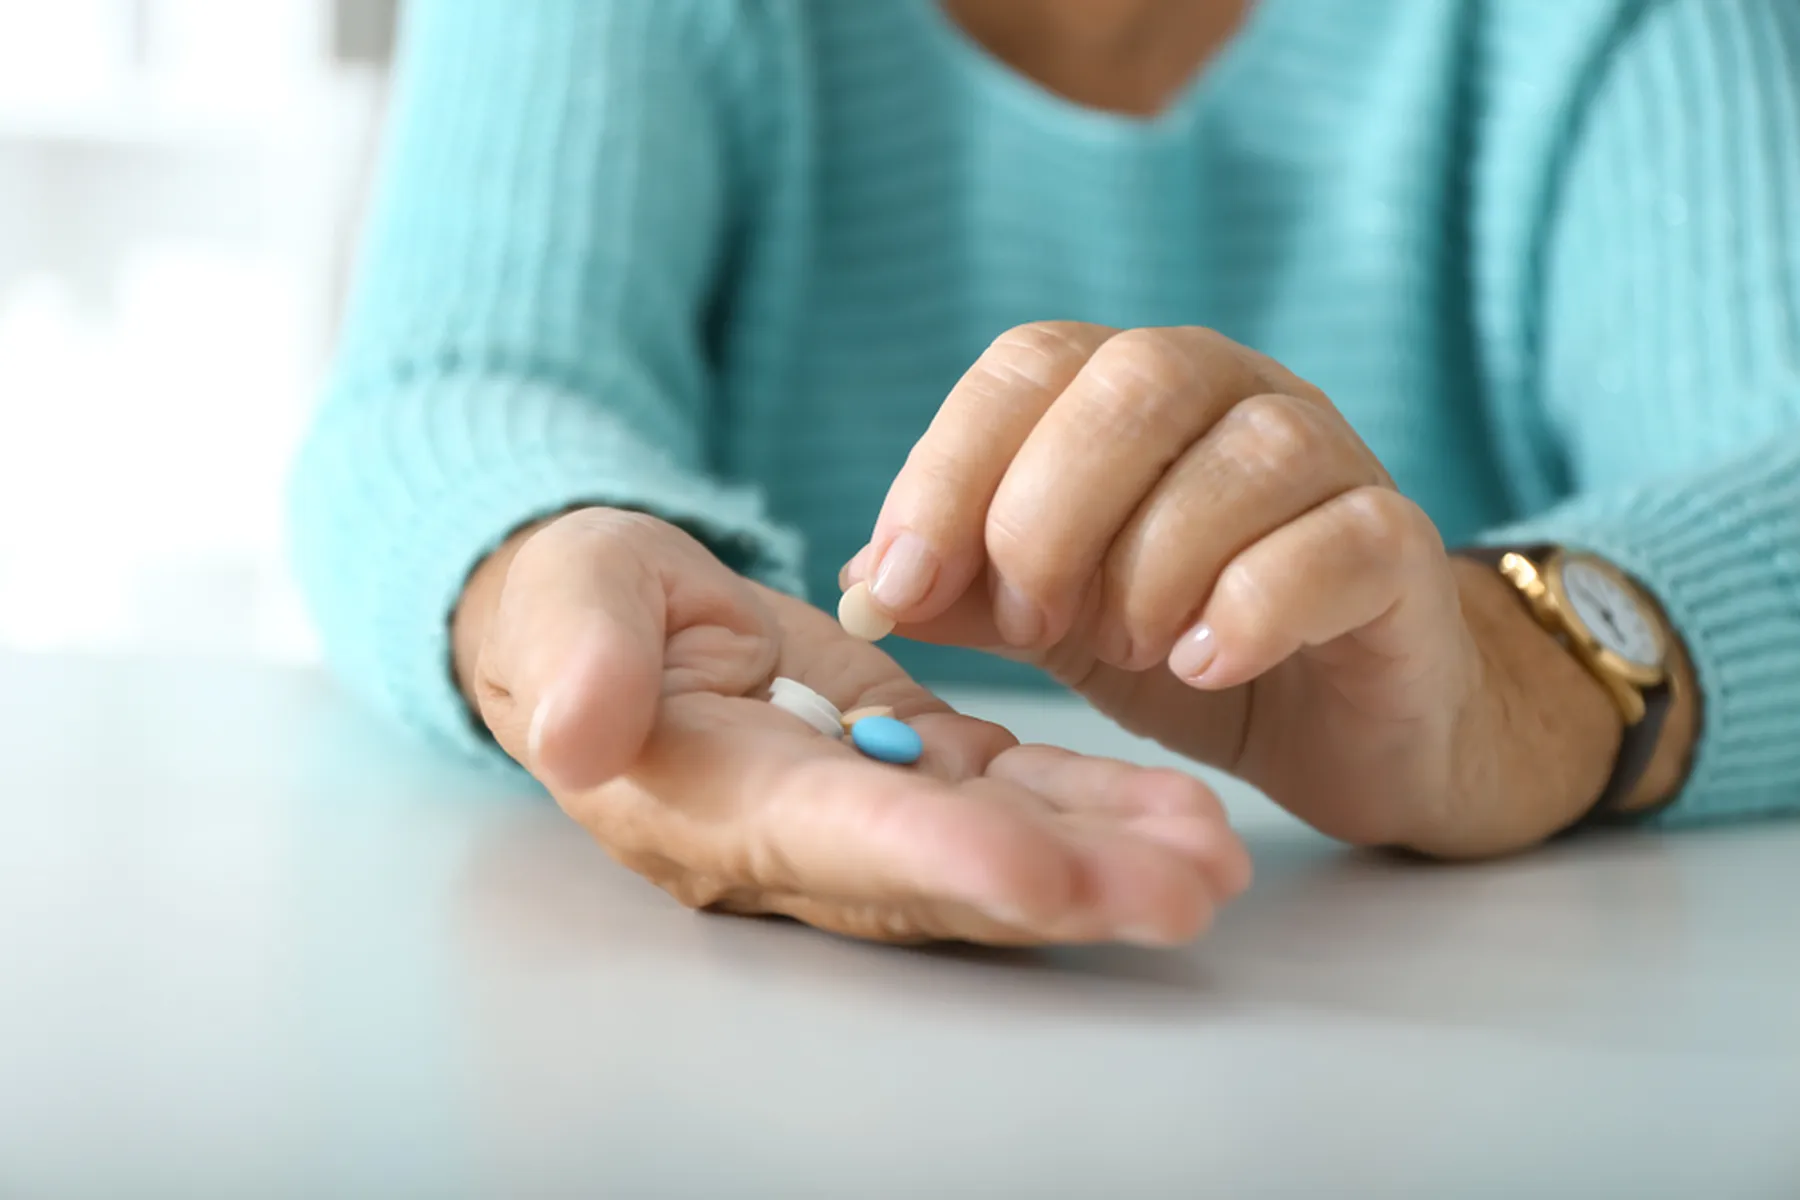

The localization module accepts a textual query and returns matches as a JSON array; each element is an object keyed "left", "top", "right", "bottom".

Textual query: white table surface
[{"left": 2, "top": 651, "right": 1796, "bottom": 1198}]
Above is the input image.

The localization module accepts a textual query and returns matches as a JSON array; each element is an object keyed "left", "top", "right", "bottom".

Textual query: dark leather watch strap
[{"left": 1461, "top": 545, "right": 1673, "bottom": 828}]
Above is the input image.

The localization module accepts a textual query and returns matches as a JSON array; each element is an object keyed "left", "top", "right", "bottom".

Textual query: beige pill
[
  {"left": 837, "top": 581, "right": 896, "bottom": 641},
  {"left": 839, "top": 705, "right": 895, "bottom": 729}
]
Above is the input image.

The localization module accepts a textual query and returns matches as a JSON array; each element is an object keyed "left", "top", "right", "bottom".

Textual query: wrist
[
  {"left": 1426, "top": 558, "right": 1624, "bottom": 855},
  {"left": 1627, "top": 583, "right": 1700, "bottom": 812},
  {"left": 1437, "top": 549, "right": 1704, "bottom": 854}
]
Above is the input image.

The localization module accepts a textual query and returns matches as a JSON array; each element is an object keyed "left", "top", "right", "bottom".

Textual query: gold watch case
[{"left": 1495, "top": 549, "right": 1668, "bottom": 725}]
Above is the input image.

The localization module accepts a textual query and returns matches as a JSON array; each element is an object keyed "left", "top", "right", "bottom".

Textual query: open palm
[{"left": 472, "top": 510, "right": 1250, "bottom": 946}]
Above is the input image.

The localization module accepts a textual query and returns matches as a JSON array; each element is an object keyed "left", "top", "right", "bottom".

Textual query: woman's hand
[
  {"left": 452, "top": 507, "right": 1250, "bottom": 945},
  {"left": 845, "top": 323, "right": 1627, "bottom": 857}
]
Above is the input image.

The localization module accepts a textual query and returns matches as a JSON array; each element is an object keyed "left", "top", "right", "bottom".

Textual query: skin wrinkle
[
  {"left": 987, "top": 320, "right": 1116, "bottom": 391},
  {"left": 1098, "top": 395, "right": 1358, "bottom": 670}
]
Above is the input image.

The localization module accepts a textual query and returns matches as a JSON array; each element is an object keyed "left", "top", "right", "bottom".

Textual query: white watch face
[{"left": 1561, "top": 559, "right": 1661, "bottom": 667}]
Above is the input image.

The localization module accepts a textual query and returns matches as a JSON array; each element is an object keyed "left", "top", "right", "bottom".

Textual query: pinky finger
[{"left": 1171, "top": 486, "right": 1457, "bottom": 691}]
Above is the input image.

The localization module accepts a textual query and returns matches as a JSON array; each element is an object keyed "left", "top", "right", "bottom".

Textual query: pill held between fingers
[
  {"left": 837, "top": 581, "right": 896, "bottom": 642},
  {"left": 849, "top": 715, "right": 923, "bottom": 765}
]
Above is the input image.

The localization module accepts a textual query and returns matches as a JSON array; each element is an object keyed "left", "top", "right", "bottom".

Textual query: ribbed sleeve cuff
[
  {"left": 1479, "top": 450, "right": 1800, "bottom": 826},
  {"left": 289, "top": 375, "right": 805, "bottom": 761}
]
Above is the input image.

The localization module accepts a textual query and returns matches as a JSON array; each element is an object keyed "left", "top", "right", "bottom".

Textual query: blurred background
[{"left": 0, "top": 0, "right": 397, "bottom": 663}]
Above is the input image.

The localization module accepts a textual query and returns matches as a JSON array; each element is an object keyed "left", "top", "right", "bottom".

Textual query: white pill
[
  {"left": 769, "top": 676, "right": 842, "bottom": 718},
  {"left": 767, "top": 677, "right": 843, "bottom": 738},
  {"left": 837, "top": 581, "right": 896, "bottom": 642},
  {"left": 782, "top": 697, "right": 845, "bottom": 739}
]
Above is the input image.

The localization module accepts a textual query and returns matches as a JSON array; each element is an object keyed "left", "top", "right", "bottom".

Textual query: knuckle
[
  {"left": 1085, "top": 327, "right": 1196, "bottom": 405},
  {"left": 1211, "top": 556, "right": 1270, "bottom": 616},
  {"left": 1101, "top": 541, "right": 1181, "bottom": 663},
  {"left": 982, "top": 321, "right": 1108, "bottom": 388},
  {"left": 1337, "top": 487, "right": 1435, "bottom": 569},
  {"left": 527, "top": 507, "right": 666, "bottom": 574},
  {"left": 1215, "top": 393, "right": 1321, "bottom": 480},
  {"left": 898, "top": 438, "right": 973, "bottom": 499},
  {"left": 984, "top": 510, "right": 1065, "bottom": 601},
  {"left": 983, "top": 503, "right": 1031, "bottom": 566},
  {"left": 561, "top": 504, "right": 658, "bottom": 545},
  {"left": 1176, "top": 324, "right": 1250, "bottom": 373},
  {"left": 1138, "top": 768, "right": 1230, "bottom": 821}
]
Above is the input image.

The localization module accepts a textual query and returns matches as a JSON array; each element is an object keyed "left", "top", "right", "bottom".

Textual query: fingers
[
  {"left": 1169, "top": 485, "right": 1457, "bottom": 692},
  {"left": 982, "top": 746, "right": 1251, "bottom": 889},
  {"left": 855, "top": 324, "right": 1382, "bottom": 672},
  {"left": 771, "top": 809, "right": 1221, "bottom": 947},
  {"left": 606, "top": 710, "right": 1085, "bottom": 925},
  {"left": 591, "top": 701, "right": 1242, "bottom": 948},
  {"left": 981, "top": 328, "right": 1265, "bottom": 646},
  {"left": 746, "top": 771, "right": 1225, "bottom": 947},
  {"left": 1092, "top": 392, "right": 1374, "bottom": 670},
  {"left": 861, "top": 321, "right": 1118, "bottom": 619},
  {"left": 477, "top": 509, "right": 774, "bottom": 792}
]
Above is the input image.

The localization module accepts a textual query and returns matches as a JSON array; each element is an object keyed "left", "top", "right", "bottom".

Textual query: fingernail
[
  {"left": 992, "top": 580, "right": 1045, "bottom": 647},
  {"left": 527, "top": 667, "right": 579, "bottom": 787},
  {"left": 870, "top": 532, "right": 938, "bottom": 613},
  {"left": 1168, "top": 623, "right": 1218, "bottom": 684},
  {"left": 839, "top": 543, "right": 874, "bottom": 590},
  {"left": 527, "top": 693, "right": 558, "bottom": 770}
]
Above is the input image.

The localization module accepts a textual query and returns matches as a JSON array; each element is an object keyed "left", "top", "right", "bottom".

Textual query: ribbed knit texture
[{"left": 291, "top": 0, "right": 1800, "bottom": 825}]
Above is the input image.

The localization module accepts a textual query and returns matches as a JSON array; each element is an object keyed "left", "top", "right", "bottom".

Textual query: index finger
[{"left": 860, "top": 321, "right": 1117, "bottom": 621}]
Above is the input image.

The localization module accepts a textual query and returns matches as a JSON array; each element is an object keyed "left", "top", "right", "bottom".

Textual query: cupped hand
[
  {"left": 845, "top": 323, "right": 1620, "bottom": 857},
  {"left": 455, "top": 508, "right": 1251, "bottom": 945}
]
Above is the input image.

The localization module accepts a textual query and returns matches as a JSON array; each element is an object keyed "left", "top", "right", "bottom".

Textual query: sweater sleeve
[
  {"left": 1485, "top": 0, "right": 1800, "bottom": 824},
  {"left": 288, "top": 0, "right": 803, "bottom": 756}
]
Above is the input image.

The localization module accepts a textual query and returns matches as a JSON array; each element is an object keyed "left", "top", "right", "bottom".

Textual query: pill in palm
[
  {"left": 767, "top": 677, "right": 843, "bottom": 738},
  {"left": 849, "top": 715, "right": 923, "bottom": 765},
  {"left": 839, "top": 705, "right": 895, "bottom": 730},
  {"left": 837, "top": 581, "right": 896, "bottom": 641},
  {"left": 766, "top": 683, "right": 835, "bottom": 734}
]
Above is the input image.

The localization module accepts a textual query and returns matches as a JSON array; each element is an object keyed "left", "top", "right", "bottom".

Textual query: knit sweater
[{"left": 290, "top": 0, "right": 1800, "bottom": 826}]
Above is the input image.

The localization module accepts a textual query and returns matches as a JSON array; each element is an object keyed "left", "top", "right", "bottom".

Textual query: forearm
[
  {"left": 290, "top": 0, "right": 810, "bottom": 755},
  {"left": 1516, "top": 0, "right": 1800, "bottom": 825}
]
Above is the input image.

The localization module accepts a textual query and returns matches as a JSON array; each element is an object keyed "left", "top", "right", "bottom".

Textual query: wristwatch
[{"left": 1463, "top": 544, "right": 1677, "bottom": 824}]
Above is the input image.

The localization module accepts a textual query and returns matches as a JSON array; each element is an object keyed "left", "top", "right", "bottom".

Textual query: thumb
[
  {"left": 476, "top": 509, "right": 780, "bottom": 791},
  {"left": 477, "top": 511, "right": 669, "bottom": 791}
]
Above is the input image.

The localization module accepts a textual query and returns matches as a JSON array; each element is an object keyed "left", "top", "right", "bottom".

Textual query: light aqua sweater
[{"left": 291, "top": 0, "right": 1800, "bottom": 826}]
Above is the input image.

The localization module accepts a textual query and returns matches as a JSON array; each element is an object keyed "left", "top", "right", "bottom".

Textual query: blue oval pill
[{"left": 849, "top": 715, "right": 923, "bottom": 765}]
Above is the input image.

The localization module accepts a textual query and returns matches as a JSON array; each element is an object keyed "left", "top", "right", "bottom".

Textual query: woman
[{"left": 291, "top": 0, "right": 1800, "bottom": 946}]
